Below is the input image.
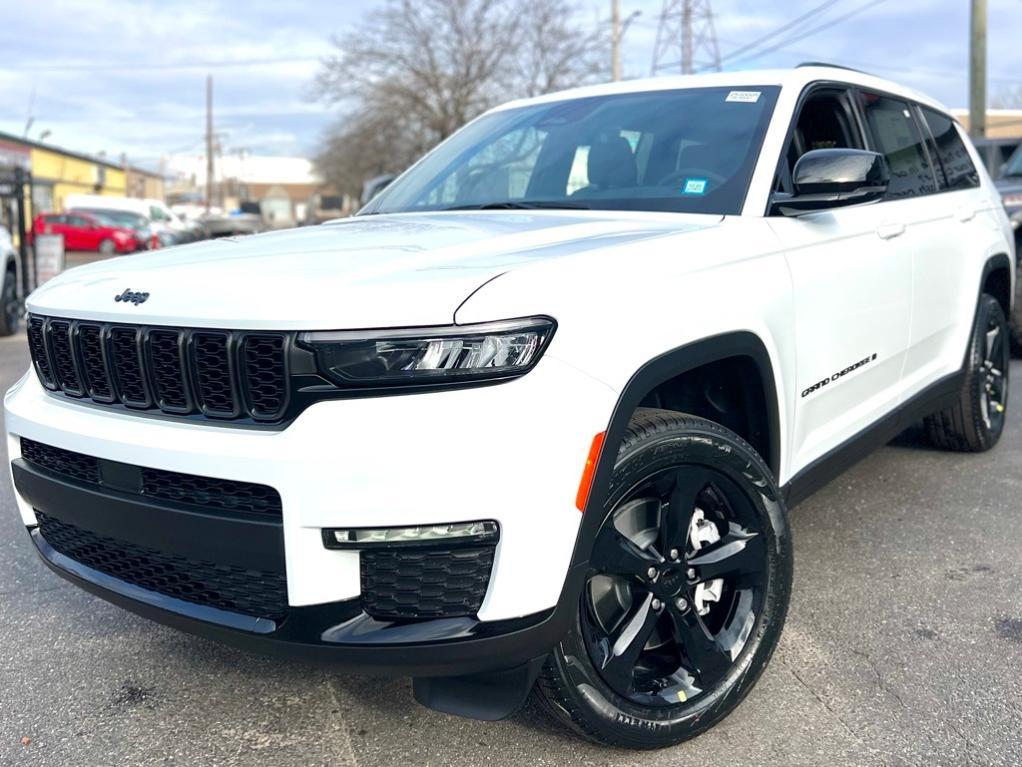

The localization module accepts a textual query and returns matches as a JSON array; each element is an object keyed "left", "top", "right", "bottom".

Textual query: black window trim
[
  {"left": 766, "top": 79, "right": 972, "bottom": 215},
  {"left": 853, "top": 87, "right": 942, "bottom": 201},
  {"left": 912, "top": 102, "right": 982, "bottom": 194},
  {"left": 766, "top": 79, "right": 868, "bottom": 214}
]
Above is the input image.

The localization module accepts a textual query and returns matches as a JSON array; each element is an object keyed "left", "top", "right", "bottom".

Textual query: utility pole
[
  {"left": 968, "top": 0, "right": 987, "bottom": 142},
  {"left": 611, "top": 0, "right": 621, "bottom": 81},
  {"left": 651, "top": 0, "right": 721, "bottom": 76},
  {"left": 205, "top": 74, "right": 214, "bottom": 213}
]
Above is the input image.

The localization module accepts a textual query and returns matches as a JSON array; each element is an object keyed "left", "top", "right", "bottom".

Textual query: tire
[
  {"left": 1011, "top": 248, "right": 1022, "bottom": 355},
  {"left": 99, "top": 238, "right": 116, "bottom": 256},
  {"left": 0, "top": 263, "right": 18, "bottom": 337},
  {"left": 925, "top": 294, "right": 1010, "bottom": 452},
  {"left": 535, "top": 409, "right": 793, "bottom": 749}
]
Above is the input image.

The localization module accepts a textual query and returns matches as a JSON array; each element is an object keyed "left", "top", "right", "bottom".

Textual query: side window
[
  {"left": 777, "top": 89, "right": 863, "bottom": 192},
  {"left": 858, "top": 92, "right": 936, "bottom": 199},
  {"left": 919, "top": 107, "right": 980, "bottom": 191}
]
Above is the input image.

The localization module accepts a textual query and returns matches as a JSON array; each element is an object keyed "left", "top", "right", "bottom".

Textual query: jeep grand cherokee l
[{"left": 5, "top": 66, "right": 1014, "bottom": 749}]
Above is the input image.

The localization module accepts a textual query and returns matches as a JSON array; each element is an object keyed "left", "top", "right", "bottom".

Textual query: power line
[
  {"left": 725, "top": 0, "right": 888, "bottom": 67},
  {"left": 717, "top": 0, "right": 844, "bottom": 64}
]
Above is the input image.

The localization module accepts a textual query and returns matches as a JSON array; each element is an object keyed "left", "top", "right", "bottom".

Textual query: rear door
[
  {"left": 66, "top": 214, "right": 94, "bottom": 250},
  {"left": 854, "top": 91, "right": 952, "bottom": 395},
  {"left": 900, "top": 106, "right": 989, "bottom": 388},
  {"left": 768, "top": 85, "right": 914, "bottom": 475}
]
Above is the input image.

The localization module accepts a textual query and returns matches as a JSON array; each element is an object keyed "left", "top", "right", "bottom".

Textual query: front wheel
[
  {"left": 98, "top": 238, "right": 116, "bottom": 256},
  {"left": 535, "top": 410, "right": 792, "bottom": 749}
]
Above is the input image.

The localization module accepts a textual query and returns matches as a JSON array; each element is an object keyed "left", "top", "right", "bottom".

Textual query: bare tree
[
  {"left": 313, "top": 0, "right": 608, "bottom": 196},
  {"left": 991, "top": 84, "right": 1022, "bottom": 109}
]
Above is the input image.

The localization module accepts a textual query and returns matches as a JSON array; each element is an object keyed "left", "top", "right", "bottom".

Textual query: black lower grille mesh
[
  {"left": 36, "top": 512, "right": 288, "bottom": 621},
  {"left": 141, "top": 467, "right": 283, "bottom": 516},
  {"left": 360, "top": 547, "right": 495, "bottom": 620},
  {"left": 21, "top": 438, "right": 100, "bottom": 484},
  {"left": 20, "top": 439, "right": 282, "bottom": 518}
]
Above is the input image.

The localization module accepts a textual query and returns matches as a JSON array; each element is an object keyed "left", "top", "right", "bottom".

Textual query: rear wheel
[
  {"left": 925, "top": 294, "right": 1009, "bottom": 452},
  {"left": 0, "top": 263, "right": 18, "bottom": 336},
  {"left": 535, "top": 410, "right": 792, "bottom": 748}
]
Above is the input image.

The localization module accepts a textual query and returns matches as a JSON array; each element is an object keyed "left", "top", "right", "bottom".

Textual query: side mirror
[{"left": 772, "top": 148, "right": 889, "bottom": 216}]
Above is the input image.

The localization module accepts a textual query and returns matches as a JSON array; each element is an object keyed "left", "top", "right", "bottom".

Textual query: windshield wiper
[{"left": 443, "top": 201, "right": 590, "bottom": 211}]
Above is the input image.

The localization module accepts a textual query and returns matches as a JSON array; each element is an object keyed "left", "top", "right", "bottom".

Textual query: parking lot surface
[{"left": 1, "top": 332, "right": 1020, "bottom": 766}]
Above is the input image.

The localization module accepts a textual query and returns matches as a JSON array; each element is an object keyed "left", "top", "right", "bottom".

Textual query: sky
[{"left": 0, "top": 0, "right": 1020, "bottom": 171}]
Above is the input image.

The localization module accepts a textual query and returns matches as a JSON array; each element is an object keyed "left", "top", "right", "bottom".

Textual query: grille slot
[
  {"left": 26, "top": 315, "right": 290, "bottom": 424},
  {"left": 21, "top": 438, "right": 100, "bottom": 484},
  {"left": 110, "top": 326, "right": 150, "bottom": 407},
  {"left": 36, "top": 512, "right": 288, "bottom": 621},
  {"left": 48, "top": 320, "right": 84, "bottom": 396},
  {"left": 147, "top": 329, "right": 189, "bottom": 412},
  {"left": 192, "top": 332, "right": 238, "bottom": 417},
  {"left": 27, "top": 316, "right": 56, "bottom": 389},
  {"left": 242, "top": 335, "right": 288, "bottom": 419},
  {"left": 77, "top": 324, "right": 114, "bottom": 402},
  {"left": 360, "top": 547, "right": 495, "bottom": 620}
]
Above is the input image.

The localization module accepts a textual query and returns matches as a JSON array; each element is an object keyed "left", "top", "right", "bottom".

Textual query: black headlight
[{"left": 300, "top": 317, "right": 555, "bottom": 388}]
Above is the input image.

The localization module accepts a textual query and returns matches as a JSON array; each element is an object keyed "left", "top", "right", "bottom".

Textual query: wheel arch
[
  {"left": 569, "top": 331, "right": 782, "bottom": 570},
  {"left": 980, "top": 252, "right": 1013, "bottom": 318}
]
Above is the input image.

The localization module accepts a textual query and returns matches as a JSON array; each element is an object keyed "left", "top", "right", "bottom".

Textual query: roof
[
  {"left": 0, "top": 130, "right": 163, "bottom": 179},
  {"left": 490, "top": 66, "right": 949, "bottom": 115}
]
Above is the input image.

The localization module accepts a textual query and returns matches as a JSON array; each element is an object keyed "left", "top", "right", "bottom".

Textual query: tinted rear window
[
  {"left": 859, "top": 92, "right": 936, "bottom": 200},
  {"left": 920, "top": 108, "right": 980, "bottom": 191}
]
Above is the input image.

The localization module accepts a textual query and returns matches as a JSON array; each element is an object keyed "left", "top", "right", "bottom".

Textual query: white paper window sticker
[{"left": 726, "top": 91, "right": 761, "bottom": 103}]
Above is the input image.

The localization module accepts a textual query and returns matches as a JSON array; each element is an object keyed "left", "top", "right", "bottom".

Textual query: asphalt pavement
[{"left": 1, "top": 331, "right": 1020, "bottom": 767}]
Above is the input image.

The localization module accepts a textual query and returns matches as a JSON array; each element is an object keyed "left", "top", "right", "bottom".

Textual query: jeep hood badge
[{"left": 115, "top": 289, "right": 150, "bottom": 305}]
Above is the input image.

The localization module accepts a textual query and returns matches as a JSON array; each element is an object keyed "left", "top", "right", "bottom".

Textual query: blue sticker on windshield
[{"left": 682, "top": 178, "right": 708, "bottom": 196}]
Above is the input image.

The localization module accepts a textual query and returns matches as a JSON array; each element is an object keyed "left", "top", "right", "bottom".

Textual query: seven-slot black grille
[
  {"left": 20, "top": 438, "right": 282, "bottom": 517},
  {"left": 36, "top": 512, "right": 288, "bottom": 621},
  {"left": 27, "top": 315, "right": 289, "bottom": 422}
]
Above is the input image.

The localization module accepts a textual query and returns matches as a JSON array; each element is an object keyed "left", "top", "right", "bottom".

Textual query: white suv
[{"left": 5, "top": 66, "right": 1015, "bottom": 748}]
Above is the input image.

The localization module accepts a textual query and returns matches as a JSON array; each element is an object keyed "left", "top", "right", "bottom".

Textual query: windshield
[{"left": 362, "top": 86, "right": 780, "bottom": 217}]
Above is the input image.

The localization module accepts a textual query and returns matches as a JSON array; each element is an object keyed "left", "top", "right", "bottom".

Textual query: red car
[{"left": 31, "top": 212, "right": 142, "bottom": 255}]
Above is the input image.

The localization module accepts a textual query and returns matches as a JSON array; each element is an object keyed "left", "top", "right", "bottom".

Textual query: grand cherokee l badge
[{"left": 114, "top": 289, "right": 150, "bottom": 305}]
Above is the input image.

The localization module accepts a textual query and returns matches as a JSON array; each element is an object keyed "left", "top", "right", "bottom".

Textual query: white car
[
  {"left": 4, "top": 66, "right": 1015, "bottom": 748},
  {"left": 0, "top": 226, "right": 20, "bottom": 335}
]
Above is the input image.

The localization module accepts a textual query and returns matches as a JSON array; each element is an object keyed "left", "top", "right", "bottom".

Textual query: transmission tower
[{"left": 651, "top": 0, "right": 721, "bottom": 75}]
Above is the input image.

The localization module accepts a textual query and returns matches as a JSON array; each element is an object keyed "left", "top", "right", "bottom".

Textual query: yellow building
[{"left": 0, "top": 130, "right": 164, "bottom": 223}]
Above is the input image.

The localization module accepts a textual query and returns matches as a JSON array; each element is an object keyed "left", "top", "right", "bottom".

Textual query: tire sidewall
[
  {"left": 549, "top": 419, "right": 793, "bottom": 748},
  {"left": 969, "top": 296, "right": 1010, "bottom": 449}
]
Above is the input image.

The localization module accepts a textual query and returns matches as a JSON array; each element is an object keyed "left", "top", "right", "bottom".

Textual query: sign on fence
[{"left": 35, "top": 234, "right": 65, "bottom": 287}]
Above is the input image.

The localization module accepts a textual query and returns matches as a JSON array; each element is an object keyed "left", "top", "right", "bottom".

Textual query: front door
[{"left": 768, "top": 86, "right": 914, "bottom": 476}]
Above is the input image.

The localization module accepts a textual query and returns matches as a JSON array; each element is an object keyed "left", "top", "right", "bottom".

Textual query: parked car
[
  {"left": 63, "top": 194, "right": 189, "bottom": 246},
  {"left": 31, "top": 212, "right": 142, "bottom": 254},
  {"left": 994, "top": 147, "right": 1022, "bottom": 346},
  {"left": 70, "top": 208, "right": 159, "bottom": 250},
  {"left": 6, "top": 66, "right": 1015, "bottom": 749},
  {"left": 0, "top": 226, "right": 19, "bottom": 335}
]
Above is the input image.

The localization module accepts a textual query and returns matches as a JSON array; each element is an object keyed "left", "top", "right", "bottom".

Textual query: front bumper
[{"left": 5, "top": 356, "right": 615, "bottom": 674}]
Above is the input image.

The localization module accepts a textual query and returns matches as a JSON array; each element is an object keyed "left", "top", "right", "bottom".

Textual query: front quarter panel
[{"left": 455, "top": 217, "right": 797, "bottom": 483}]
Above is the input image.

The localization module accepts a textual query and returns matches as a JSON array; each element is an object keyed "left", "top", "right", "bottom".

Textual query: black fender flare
[{"left": 570, "top": 330, "right": 781, "bottom": 570}]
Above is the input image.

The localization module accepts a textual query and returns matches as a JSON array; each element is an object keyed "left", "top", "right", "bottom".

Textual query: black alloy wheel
[
  {"left": 536, "top": 410, "right": 792, "bottom": 749},
  {"left": 978, "top": 310, "right": 1008, "bottom": 435},
  {"left": 582, "top": 466, "right": 766, "bottom": 707},
  {"left": 926, "top": 294, "right": 1010, "bottom": 452}
]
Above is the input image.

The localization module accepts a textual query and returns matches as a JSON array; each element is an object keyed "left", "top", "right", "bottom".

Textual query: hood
[{"left": 28, "top": 211, "right": 720, "bottom": 329}]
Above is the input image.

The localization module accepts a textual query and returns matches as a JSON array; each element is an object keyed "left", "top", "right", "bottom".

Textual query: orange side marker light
[{"left": 575, "top": 431, "right": 606, "bottom": 512}]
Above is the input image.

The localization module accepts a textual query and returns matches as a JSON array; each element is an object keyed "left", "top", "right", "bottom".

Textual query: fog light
[{"left": 322, "top": 520, "right": 499, "bottom": 549}]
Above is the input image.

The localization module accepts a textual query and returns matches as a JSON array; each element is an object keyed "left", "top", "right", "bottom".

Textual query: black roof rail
[{"left": 796, "top": 61, "right": 872, "bottom": 75}]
